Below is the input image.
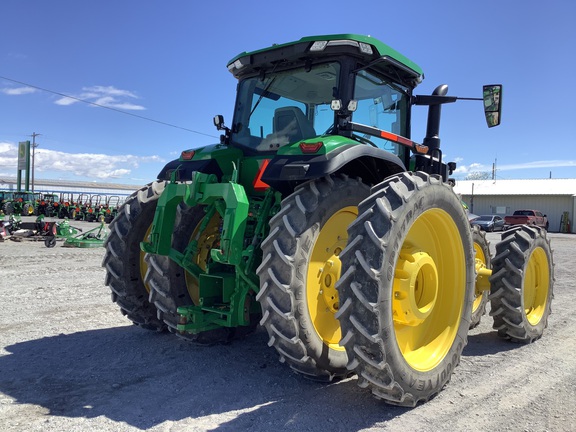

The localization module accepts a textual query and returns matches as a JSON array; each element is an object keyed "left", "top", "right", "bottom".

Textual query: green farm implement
[
  {"left": 62, "top": 222, "right": 108, "bottom": 247},
  {"left": 103, "top": 34, "right": 553, "bottom": 406}
]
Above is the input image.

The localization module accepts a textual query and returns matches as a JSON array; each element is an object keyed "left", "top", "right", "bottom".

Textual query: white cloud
[
  {"left": 53, "top": 97, "right": 76, "bottom": 106},
  {"left": 1, "top": 86, "right": 37, "bottom": 95},
  {"left": 53, "top": 85, "right": 145, "bottom": 111},
  {"left": 0, "top": 141, "right": 162, "bottom": 180}
]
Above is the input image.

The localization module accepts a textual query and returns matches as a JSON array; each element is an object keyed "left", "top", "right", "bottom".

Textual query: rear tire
[
  {"left": 336, "top": 172, "right": 474, "bottom": 406},
  {"left": 470, "top": 226, "right": 491, "bottom": 329},
  {"left": 257, "top": 175, "right": 370, "bottom": 381},
  {"left": 102, "top": 181, "right": 167, "bottom": 331},
  {"left": 23, "top": 203, "right": 34, "bottom": 215},
  {"left": 489, "top": 225, "right": 554, "bottom": 343}
]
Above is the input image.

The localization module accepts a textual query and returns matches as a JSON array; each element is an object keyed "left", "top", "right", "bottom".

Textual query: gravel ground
[{"left": 1, "top": 217, "right": 575, "bottom": 432}]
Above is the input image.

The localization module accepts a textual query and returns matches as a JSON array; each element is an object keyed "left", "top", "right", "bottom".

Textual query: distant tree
[{"left": 465, "top": 171, "right": 491, "bottom": 180}]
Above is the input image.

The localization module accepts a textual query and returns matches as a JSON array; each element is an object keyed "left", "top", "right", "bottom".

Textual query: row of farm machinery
[
  {"left": 0, "top": 191, "right": 124, "bottom": 222},
  {"left": 0, "top": 214, "right": 109, "bottom": 247},
  {"left": 1, "top": 191, "right": 122, "bottom": 246}
]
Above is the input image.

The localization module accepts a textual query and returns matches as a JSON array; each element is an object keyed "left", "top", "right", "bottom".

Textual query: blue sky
[{"left": 1, "top": 0, "right": 575, "bottom": 185}]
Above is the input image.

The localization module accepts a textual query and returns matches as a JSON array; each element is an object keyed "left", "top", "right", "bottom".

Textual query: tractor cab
[{"left": 220, "top": 35, "right": 422, "bottom": 166}]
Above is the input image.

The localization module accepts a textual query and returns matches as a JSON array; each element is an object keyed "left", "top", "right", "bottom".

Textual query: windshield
[
  {"left": 352, "top": 69, "right": 410, "bottom": 157},
  {"left": 477, "top": 216, "right": 494, "bottom": 221},
  {"left": 231, "top": 62, "right": 339, "bottom": 152}
]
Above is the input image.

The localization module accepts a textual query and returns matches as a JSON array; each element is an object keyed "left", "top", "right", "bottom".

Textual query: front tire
[
  {"left": 257, "top": 175, "right": 370, "bottom": 381},
  {"left": 336, "top": 172, "right": 475, "bottom": 406},
  {"left": 102, "top": 181, "right": 167, "bottom": 331},
  {"left": 489, "top": 225, "right": 554, "bottom": 343}
]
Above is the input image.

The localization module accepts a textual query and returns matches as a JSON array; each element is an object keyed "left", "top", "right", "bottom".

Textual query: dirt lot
[{"left": 1, "top": 218, "right": 575, "bottom": 432}]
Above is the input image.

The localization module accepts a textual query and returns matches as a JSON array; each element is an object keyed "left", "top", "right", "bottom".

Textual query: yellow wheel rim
[
  {"left": 306, "top": 206, "right": 357, "bottom": 351},
  {"left": 524, "top": 247, "right": 549, "bottom": 325},
  {"left": 472, "top": 241, "right": 487, "bottom": 313},
  {"left": 393, "top": 208, "right": 466, "bottom": 372},
  {"left": 184, "top": 212, "right": 221, "bottom": 305},
  {"left": 140, "top": 224, "right": 153, "bottom": 294}
]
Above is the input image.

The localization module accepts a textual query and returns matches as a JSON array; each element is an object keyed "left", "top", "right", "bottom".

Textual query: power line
[{"left": 0, "top": 75, "right": 219, "bottom": 139}]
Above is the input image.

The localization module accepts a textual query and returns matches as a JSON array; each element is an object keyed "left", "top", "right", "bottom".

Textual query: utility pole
[
  {"left": 30, "top": 132, "right": 41, "bottom": 192},
  {"left": 492, "top": 158, "right": 497, "bottom": 180}
]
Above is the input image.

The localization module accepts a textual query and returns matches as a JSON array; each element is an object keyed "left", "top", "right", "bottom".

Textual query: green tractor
[
  {"left": 72, "top": 194, "right": 91, "bottom": 221},
  {"left": 6, "top": 191, "right": 39, "bottom": 216},
  {"left": 103, "top": 34, "right": 554, "bottom": 406},
  {"left": 1, "top": 191, "right": 14, "bottom": 216},
  {"left": 35, "top": 193, "right": 59, "bottom": 217},
  {"left": 57, "top": 192, "right": 76, "bottom": 219},
  {"left": 103, "top": 195, "right": 121, "bottom": 223}
]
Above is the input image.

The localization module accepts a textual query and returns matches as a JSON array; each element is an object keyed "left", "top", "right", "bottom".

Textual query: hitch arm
[{"left": 141, "top": 172, "right": 249, "bottom": 267}]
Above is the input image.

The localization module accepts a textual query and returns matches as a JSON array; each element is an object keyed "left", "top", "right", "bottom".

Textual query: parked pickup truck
[{"left": 504, "top": 209, "right": 549, "bottom": 230}]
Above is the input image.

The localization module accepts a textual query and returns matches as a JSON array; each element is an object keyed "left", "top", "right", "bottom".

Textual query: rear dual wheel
[
  {"left": 336, "top": 172, "right": 475, "bottom": 406},
  {"left": 489, "top": 225, "right": 554, "bottom": 342},
  {"left": 470, "top": 226, "right": 490, "bottom": 329},
  {"left": 257, "top": 175, "right": 370, "bottom": 381},
  {"left": 102, "top": 181, "right": 166, "bottom": 331}
]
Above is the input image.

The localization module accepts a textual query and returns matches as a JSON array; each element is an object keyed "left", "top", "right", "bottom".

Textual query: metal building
[{"left": 454, "top": 179, "right": 576, "bottom": 233}]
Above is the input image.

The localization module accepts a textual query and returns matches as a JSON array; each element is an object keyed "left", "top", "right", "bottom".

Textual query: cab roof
[{"left": 227, "top": 34, "right": 424, "bottom": 88}]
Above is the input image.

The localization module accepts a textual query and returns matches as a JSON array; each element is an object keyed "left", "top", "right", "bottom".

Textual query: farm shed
[{"left": 453, "top": 178, "right": 576, "bottom": 233}]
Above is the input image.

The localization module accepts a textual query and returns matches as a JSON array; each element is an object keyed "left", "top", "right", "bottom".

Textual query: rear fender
[
  {"left": 261, "top": 143, "right": 406, "bottom": 194},
  {"left": 156, "top": 144, "right": 244, "bottom": 181}
]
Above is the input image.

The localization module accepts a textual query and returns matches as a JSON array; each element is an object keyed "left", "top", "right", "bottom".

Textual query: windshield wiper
[{"left": 249, "top": 76, "right": 276, "bottom": 119}]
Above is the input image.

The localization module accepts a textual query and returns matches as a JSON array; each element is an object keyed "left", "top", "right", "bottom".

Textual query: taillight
[
  {"left": 299, "top": 142, "right": 323, "bottom": 154},
  {"left": 181, "top": 150, "right": 195, "bottom": 160}
]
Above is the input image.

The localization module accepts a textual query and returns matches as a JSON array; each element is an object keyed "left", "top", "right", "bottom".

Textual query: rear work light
[
  {"left": 299, "top": 142, "right": 323, "bottom": 154},
  {"left": 309, "top": 39, "right": 373, "bottom": 55}
]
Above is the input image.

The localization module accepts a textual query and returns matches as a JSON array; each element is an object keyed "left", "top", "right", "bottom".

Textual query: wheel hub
[
  {"left": 307, "top": 206, "right": 357, "bottom": 349},
  {"left": 524, "top": 247, "right": 549, "bottom": 325},
  {"left": 393, "top": 248, "right": 438, "bottom": 326},
  {"left": 318, "top": 253, "right": 342, "bottom": 314}
]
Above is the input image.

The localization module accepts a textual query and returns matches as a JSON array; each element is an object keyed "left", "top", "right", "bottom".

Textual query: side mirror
[
  {"left": 483, "top": 85, "right": 502, "bottom": 128},
  {"left": 213, "top": 115, "right": 226, "bottom": 131}
]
